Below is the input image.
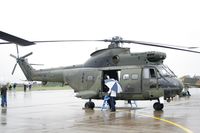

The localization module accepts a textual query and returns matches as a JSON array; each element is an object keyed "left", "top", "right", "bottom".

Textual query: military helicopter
[{"left": 1, "top": 31, "right": 200, "bottom": 111}]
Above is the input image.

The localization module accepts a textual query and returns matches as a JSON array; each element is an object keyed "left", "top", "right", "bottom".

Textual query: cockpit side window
[
  {"left": 143, "top": 68, "right": 156, "bottom": 79},
  {"left": 150, "top": 68, "right": 156, "bottom": 78},
  {"left": 157, "top": 65, "right": 176, "bottom": 77}
]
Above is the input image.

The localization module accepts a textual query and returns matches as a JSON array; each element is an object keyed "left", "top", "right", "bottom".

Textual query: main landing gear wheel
[
  {"left": 85, "top": 101, "right": 95, "bottom": 109},
  {"left": 153, "top": 102, "right": 164, "bottom": 111}
]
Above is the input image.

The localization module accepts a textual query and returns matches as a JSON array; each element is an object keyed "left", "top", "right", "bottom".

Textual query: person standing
[
  {"left": 1, "top": 84, "right": 8, "bottom": 107},
  {"left": 8, "top": 84, "right": 12, "bottom": 91},
  {"left": 28, "top": 83, "right": 32, "bottom": 91},
  {"left": 105, "top": 78, "right": 122, "bottom": 112},
  {"left": 109, "top": 89, "right": 117, "bottom": 112},
  {"left": 13, "top": 83, "right": 17, "bottom": 91},
  {"left": 23, "top": 83, "right": 27, "bottom": 92}
]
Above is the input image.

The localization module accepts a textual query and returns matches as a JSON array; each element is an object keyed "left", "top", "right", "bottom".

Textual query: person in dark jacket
[
  {"left": 13, "top": 83, "right": 17, "bottom": 91},
  {"left": 23, "top": 83, "right": 27, "bottom": 92},
  {"left": 1, "top": 84, "right": 8, "bottom": 107},
  {"left": 8, "top": 84, "right": 12, "bottom": 91}
]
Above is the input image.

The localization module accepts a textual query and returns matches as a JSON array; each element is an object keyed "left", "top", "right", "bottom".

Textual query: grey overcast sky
[{"left": 0, "top": 0, "right": 200, "bottom": 83}]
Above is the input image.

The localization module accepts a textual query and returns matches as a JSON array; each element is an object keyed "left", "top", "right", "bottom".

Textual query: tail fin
[
  {"left": 10, "top": 47, "right": 35, "bottom": 81},
  {"left": 17, "top": 57, "right": 35, "bottom": 81}
]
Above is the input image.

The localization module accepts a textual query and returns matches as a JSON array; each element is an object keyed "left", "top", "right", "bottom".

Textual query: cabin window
[
  {"left": 131, "top": 74, "right": 139, "bottom": 80},
  {"left": 87, "top": 76, "right": 94, "bottom": 81},
  {"left": 143, "top": 68, "right": 150, "bottom": 79},
  {"left": 123, "top": 74, "right": 130, "bottom": 80}
]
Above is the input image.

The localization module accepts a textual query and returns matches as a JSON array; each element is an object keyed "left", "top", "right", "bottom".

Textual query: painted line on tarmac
[{"left": 139, "top": 113, "right": 193, "bottom": 133}]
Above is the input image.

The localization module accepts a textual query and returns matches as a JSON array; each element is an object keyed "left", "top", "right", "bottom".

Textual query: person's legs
[
  {"left": 187, "top": 91, "right": 191, "bottom": 96},
  {"left": 110, "top": 97, "right": 116, "bottom": 112},
  {"left": 4, "top": 95, "right": 7, "bottom": 107},
  {"left": 1, "top": 95, "right": 6, "bottom": 107},
  {"left": 107, "top": 98, "right": 111, "bottom": 109},
  {"left": 1, "top": 97, "right": 3, "bottom": 107}
]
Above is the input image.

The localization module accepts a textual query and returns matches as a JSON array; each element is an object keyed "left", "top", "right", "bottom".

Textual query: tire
[
  {"left": 153, "top": 102, "right": 164, "bottom": 111},
  {"left": 85, "top": 102, "right": 95, "bottom": 109},
  {"left": 89, "top": 102, "right": 95, "bottom": 109},
  {"left": 85, "top": 102, "right": 90, "bottom": 109}
]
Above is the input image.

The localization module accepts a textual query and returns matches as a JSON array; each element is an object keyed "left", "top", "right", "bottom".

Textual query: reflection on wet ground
[
  {"left": 1, "top": 108, "right": 7, "bottom": 126},
  {"left": 0, "top": 88, "right": 200, "bottom": 133}
]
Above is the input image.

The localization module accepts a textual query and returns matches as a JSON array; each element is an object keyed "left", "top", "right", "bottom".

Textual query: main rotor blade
[
  {"left": 1, "top": 31, "right": 199, "bottom": 53},
  {"left": 0, "top": 40, "right": 104, "bottom": 44},
  {"left": 33, "top": 40, "right": 104, "bottom": 43},
  {"left": 155, "top": 44, "right": 198, "bottom": 49},
  {"left": 12, "top": 63, "right": 17, "bottom": 75},
  {"left": 0, "top": 42, "right": 10, "bottom": 44},
  {"left": 0, "top": 36, "right": 103, "bottom": 45},
  {"left": 122, "top": 40, "right": 200, "bottom": 54},
  {"left": 0, "top": 31, "right": 35, "bottom": 46},
  {"left": 188, "top": 47, "right": 198, "bottom": 49},
  {"left": 21, "top": 52, "right": 33, "bottom": 58},
  {"left": 30, "top": 63, "right": 44, "bottom": 66},
  {"left": 1, "top": 38, "right": 198, "bottom": 50},
  {"left": 10, "top": 54, "right": 17, "bottom": 59}
]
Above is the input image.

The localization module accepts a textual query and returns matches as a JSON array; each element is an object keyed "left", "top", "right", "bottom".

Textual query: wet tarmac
[{"left": 1, "top": 88, "right": 200, "bottom": 133}]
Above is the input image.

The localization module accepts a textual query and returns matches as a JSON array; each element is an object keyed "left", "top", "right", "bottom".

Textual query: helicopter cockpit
[{"left": 157, "top": 65, "right": 176, "bottom": 77}]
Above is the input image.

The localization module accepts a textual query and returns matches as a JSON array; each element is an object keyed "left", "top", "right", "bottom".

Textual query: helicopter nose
[
  {"left": 171, "top": 78, "right": 184, "bottom": 92},
  {"left": 159, "top": 77, "right": 183, "bottom": 99},
  {"left": 175, "top": 79, "right": 184, "bottom": 94},
  {"left": 178, "top": 79, "right": 184, "bottom": 89},
  {"left": 159, "top": 77, "right": 183, "bottom": 89},
  {"left": 172, "top": 78, "right": 183, "bottom": 88}
]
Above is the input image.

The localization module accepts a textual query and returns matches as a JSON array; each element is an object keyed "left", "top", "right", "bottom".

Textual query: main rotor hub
[{"left": 108, "top": 36, "right": 123, "bottom": 48}]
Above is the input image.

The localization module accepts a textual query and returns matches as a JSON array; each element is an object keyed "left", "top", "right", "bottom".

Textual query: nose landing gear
[
  {"left": 153, "top": 98, "right": 164, "bottom": 111},
  {"left": 84, "top": 99, "right": 95, "bottom": 109}
]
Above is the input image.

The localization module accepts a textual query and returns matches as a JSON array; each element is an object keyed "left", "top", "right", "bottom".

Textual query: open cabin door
[
  {"left": 142, "top": 67, "right": 158, "bottom": 91},
  {"left": 102, "top": 70, "right": 120, "bottom": 92}
]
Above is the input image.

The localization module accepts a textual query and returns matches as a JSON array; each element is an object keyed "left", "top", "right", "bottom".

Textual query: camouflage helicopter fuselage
[{"left": 18, "top": 47, "right": 183, "bottom": 102}]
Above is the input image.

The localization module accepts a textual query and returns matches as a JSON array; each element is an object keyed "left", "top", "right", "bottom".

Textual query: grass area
[{"left": 12, "top": 85, "right": 72, "bottom": 91}]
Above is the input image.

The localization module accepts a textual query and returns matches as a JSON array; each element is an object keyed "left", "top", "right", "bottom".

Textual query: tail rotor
[
  {"left": 21, "top": 52, "right": 33, "bottom": 59},
  {"left": 11, "top": 62, "right": 18, "bottom": 75},
  {"left": 10, "top": 45, "right": 33, "bottom": 75}
]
